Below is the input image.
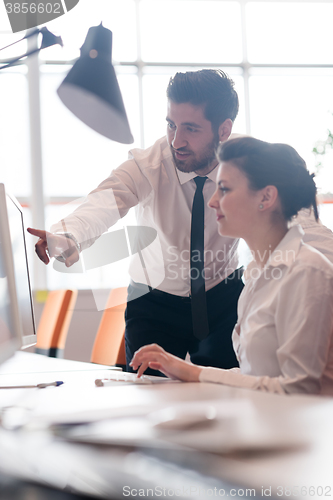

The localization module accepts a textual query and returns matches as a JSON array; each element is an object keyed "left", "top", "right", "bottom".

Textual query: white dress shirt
[
  {"left": 51, "top": 136, "right": 238, "bottom": 296},
  {"left": 200, "top": 226, "right": 333, "bottom": 395}
]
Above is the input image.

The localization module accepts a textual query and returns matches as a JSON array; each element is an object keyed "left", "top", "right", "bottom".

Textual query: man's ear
[
  {"left": 218, "top": 119, "right": 233, "bottom": 142},
  {"left": 259, "top": 185, "right": 279, "bottom": 210}
]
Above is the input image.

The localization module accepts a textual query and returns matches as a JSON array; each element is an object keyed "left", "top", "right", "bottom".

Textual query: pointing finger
[{"left": 27, "top": 227, "right": 47, "bottom": 240}]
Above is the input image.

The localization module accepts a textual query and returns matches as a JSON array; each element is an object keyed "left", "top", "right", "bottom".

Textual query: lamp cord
[{"left": 0, "top": 28, "right": 40, "bottom": 53}]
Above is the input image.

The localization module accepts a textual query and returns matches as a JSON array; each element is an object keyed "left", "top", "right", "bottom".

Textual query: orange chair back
[
  {"left": 35, "top": 289, "right": 78, "bottom": 358},
  {"left": 90, "top": 287, "right": 127, "bottom": 366}
]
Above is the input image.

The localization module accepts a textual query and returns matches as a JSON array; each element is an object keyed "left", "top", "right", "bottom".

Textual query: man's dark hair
[{"left": 166, "top": 69, "right": 239, "bottom": 133}]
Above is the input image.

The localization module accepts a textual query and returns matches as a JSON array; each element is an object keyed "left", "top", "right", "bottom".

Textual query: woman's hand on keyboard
[{"left": 130, "top": 344, "right": 202, "bottom": 382}]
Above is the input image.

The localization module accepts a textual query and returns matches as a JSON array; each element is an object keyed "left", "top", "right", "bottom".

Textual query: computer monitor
[
  {"left": 0, "top": 183, "right": 36, "bottom": 350},
  {"left": 0, "top": 184, "right": 22, "bottom": 364}
]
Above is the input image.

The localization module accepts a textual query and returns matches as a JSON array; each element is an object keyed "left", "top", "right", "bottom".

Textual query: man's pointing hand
[{"left": 27, "top": 228, "right": 79, "bottom": 267}]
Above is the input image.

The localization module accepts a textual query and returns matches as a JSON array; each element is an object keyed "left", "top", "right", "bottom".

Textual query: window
[
  {"left": 0, "top": 67, "right": 29, "bottom": 197},
  {"left": 139, "top": 1, "right": 242, "bottom": 64}
]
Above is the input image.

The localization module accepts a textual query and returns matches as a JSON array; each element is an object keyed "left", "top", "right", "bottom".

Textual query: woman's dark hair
[
  {"left": 217, "top": 137, "right": 318, "bottom": 221},
  {"left": 166, "top": 69, "right": 239, "bottom": 134}
]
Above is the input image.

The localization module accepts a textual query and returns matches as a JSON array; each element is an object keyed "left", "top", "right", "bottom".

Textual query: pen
[{"left": 0, "top": 381, "right": 64, "bottom": 389}]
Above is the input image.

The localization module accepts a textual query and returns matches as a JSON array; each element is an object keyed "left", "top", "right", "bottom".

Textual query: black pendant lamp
[{"left": 57, "top": 23, "right": 133, "bottom": 144}]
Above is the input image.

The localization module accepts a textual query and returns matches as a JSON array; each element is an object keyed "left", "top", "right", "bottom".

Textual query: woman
[{"left": 130, "top": 137, "right": 333, "bottom": 395}]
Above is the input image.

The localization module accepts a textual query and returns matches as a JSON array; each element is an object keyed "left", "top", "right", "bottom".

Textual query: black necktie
[{"left": 190, "top": 176, "right": 209, "bottom": 340}]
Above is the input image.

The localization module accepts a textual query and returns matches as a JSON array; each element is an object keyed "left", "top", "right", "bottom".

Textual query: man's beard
[{"left": 171, "top": 136, "right": 220, "bottom": 173}]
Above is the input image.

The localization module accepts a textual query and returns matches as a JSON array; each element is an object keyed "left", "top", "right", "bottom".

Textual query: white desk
[
  {"left": 0, "top": 350, "right": 122, "bottom": 375},
  {"left": 1, "top": 352, "right": 333, "bottom": 499}
]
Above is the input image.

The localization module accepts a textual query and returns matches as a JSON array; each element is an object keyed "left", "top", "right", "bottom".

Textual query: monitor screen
[
  {"left": 0, "top": 184, "right": 36, "bottom": 349},
  {"left": 0, "top": 184, "right": 22, "bottom": 364}
]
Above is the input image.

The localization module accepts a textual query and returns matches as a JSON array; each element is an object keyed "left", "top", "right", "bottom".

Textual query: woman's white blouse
[{"left": 199, "top": 226, "right": 333, "bottom": 395}]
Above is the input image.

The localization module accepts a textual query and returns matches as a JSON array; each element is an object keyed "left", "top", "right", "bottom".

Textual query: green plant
[{"left": 312, "top": 112, "right": 333, "bottom": 172}]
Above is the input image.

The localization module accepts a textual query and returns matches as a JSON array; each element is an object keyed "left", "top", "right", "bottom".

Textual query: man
[{"left": 29, "top": 69, "right": 244, "bottom": 374}]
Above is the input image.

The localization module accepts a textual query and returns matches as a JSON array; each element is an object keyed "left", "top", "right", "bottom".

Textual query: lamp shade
[{"left": 57, "top": 24, "right": 133, "bottom": 144}]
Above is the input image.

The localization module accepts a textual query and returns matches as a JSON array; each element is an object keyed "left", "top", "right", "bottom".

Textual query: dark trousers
[{"left": 125, "top": 269, "right": 244, "bottom": 376}]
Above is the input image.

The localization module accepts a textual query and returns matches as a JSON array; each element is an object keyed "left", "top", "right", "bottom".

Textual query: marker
[{"left": 0, "top": 381, "right": 64, "bottom": 389}]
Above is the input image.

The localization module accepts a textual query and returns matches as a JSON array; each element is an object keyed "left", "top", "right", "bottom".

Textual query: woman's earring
[{"left": 259, "top": 204, "right": 264, "bottom": 209}]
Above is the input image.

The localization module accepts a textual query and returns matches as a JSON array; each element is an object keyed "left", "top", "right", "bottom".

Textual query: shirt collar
[
  {"left": 176, "top": 165, "right": 218, "bottom": 185},
  {"left": 244, "top": 225, "right": 304, "bottom": 281},
  {"left": 267, "top": 224, "right": 304, "bottom": 268}
]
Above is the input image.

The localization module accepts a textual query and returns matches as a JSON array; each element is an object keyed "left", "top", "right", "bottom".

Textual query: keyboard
[{"left": 95, "top": 372, "right": 175, "bottom": 386}]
